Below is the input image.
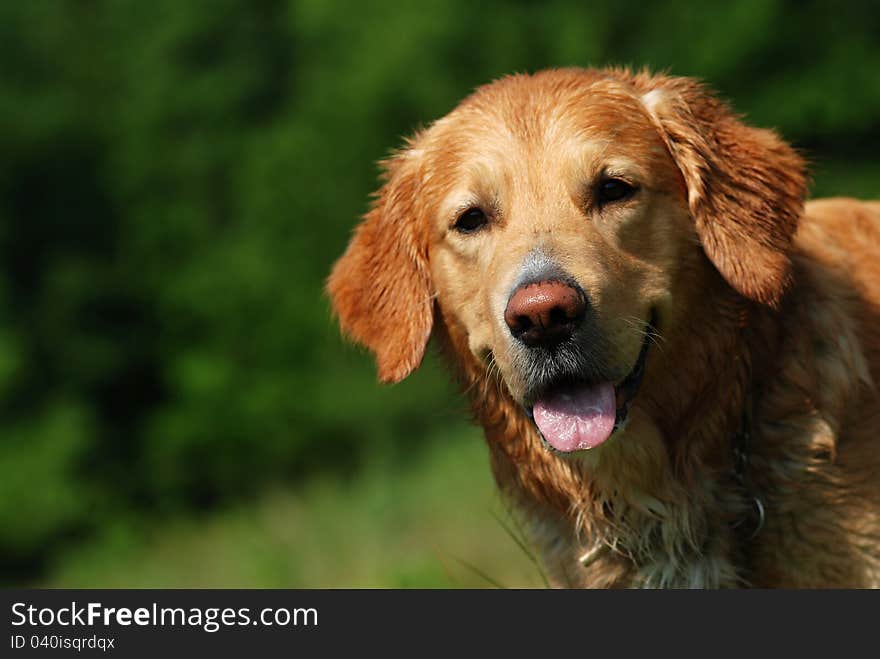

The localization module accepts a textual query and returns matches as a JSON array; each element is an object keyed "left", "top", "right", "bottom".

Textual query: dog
[{"left": 327, "top": 68, "right": 880, "bottom": 588}]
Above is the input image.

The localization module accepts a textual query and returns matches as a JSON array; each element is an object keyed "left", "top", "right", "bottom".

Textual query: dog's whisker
[
  {"left": 487, "top": 353, "right": 506, "bottom": 400},
  {"left": 618, "top": 315, "right": 667, "bottom": 354}
]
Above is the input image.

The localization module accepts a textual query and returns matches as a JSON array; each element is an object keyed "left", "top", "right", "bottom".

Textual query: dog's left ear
[
  {"left": 327, "top": 146, "right": 434, "bottom": 383},
  {"left": 639, "top": 75, "right": 807, "bottom": 306}
]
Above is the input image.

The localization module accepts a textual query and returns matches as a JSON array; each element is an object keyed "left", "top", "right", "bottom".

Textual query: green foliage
[
  {"left": 45, "top": 429, "right": 544, "bottom": 588},
  {"left": 0, "top": 0, "right": 877, "bottom": 583}
]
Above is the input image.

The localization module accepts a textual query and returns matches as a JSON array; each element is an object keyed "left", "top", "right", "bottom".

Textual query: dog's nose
[{"left": 504, "top": 280, "right": 586, "bottom": 347}]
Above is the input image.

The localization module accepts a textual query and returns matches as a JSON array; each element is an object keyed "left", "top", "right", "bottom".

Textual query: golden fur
[{"left": 328, "top": 68, "right": 880, "bottom": 588}]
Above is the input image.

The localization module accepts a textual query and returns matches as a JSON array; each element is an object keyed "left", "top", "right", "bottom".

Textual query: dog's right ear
[{"left": 327, "top": 146, "right": 433, "bottom": 384}]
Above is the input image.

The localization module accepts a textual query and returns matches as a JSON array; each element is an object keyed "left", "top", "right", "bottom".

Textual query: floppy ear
[
  {"left": 639, "top": 75, "right": 807, "bottom": 305},
  {"left": 327, "top": 148, "right": 433, "bottom": 383}
]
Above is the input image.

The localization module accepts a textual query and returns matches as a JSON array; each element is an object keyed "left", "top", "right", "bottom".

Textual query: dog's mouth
[{"left": 524, "top": 313, "right": 655, "bottom": 453}]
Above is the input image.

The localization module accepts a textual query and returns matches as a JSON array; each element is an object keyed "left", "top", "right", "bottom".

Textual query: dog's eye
[
  {"left": 453, "top": 207, "right": 488, "bottom": 233},
  {"left": 597, "top": 178, "right": 637, "bottom": 205}
]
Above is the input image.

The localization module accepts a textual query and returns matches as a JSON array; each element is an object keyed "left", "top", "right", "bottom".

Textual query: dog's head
[{"left": 328, "top": 68, "right": 806, "bottom": 453}]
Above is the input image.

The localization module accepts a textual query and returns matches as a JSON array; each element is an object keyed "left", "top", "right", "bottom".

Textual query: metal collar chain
[{"left": 731, "top": 412, "right": 765, "bottom": 540}]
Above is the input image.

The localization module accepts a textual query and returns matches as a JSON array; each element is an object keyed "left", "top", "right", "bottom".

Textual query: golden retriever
[{"left": 327, "top": 68, "right": 880, "bottom": 588}]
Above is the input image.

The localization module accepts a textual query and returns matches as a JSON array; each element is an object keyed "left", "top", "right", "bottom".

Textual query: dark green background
[{"left": 2, "top": 0, "right": 878, "bottom": 587}]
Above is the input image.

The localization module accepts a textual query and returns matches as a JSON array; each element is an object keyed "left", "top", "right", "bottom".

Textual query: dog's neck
[{"left": 643, "top": 264, "right": 784, "bottom": 477}]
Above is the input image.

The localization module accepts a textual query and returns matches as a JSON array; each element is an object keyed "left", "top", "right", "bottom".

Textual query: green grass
[{"left": 44, "top": 425, "right": 544, "bottom": 588}]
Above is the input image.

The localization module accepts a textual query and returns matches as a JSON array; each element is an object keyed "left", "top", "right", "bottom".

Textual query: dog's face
[
  {"left": 425, "top": 77, "right": 690, "bottom": 451},
  {"left": 328, "top": 69, "right": 806, "bottom": 453}
]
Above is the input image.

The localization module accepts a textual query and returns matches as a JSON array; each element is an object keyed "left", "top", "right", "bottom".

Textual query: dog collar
[{"left": 731, "top": 409, "right": 765, "bottom": 540}]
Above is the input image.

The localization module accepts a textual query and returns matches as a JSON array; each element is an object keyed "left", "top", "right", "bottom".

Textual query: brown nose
[{"left": 504, "top": 280, "right": 587, "bottom": 347}]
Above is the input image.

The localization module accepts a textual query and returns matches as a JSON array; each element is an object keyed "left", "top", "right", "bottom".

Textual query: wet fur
[{"left": 328, "top": 68, "right": 880, "bottom": 588}]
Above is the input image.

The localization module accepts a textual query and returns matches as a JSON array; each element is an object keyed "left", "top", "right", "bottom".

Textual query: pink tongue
[{"left": 532, "top": 382, "right": 616, "bottom": 452}]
